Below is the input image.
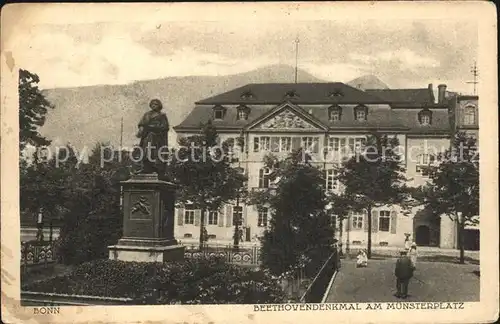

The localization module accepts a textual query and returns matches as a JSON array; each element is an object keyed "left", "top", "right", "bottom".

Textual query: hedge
[{"left": 23, "top": 257, "right": 286, "bottom": 304}]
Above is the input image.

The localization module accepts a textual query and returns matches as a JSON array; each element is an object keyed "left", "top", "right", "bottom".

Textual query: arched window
[
  {"left": 236, "top": 105, "right": 250, "bottom": 121},
  {"left": 464, "top": 105, "right": 476, "bottom": 125},
  {"left": 418, "top": 109, "right": 433, "bottom": 126},
  {"left": 353, "top": 105, "right": 368, "bottom": 121},
  {"left": 328, "top": 105, "right": 342, "bottom": 122}
]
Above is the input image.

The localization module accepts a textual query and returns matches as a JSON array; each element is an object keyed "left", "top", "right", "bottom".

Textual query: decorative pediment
[{"left": 255, "top": 108, "right": 319, "bottom": 130}]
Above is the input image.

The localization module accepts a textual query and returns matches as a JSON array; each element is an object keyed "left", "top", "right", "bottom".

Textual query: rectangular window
[
  {"left": 379, "top": 210, "right": 390, "bottom": 232},
  {"left": 271, "top": 137, "right": 280, "bottom": 152},
  {"left": 259, "top": 168, "right": 271, "bottom": 188},
  {"left": 352, "top": 214, "right": 363, "bottom": 229},
  {"left": 348, "top": 138, "right": 356, "bottom": 153},
  {"left": 184, "top": 209, "right": 195, "bottom": 225},
  {"left": 354, "top": 137, "right": 366, "bottom": 153},
  {"left": 464, "top": 107, "right": 476, "bottom": 125},
  {"left": 302, "top": 137, "right": 319, "bottom": 153},
  {"left": 208, "top": 211, "right": 218, "bottom": 225},
  {"left": 328, "top": 137, "right": 340, "bottom": 152},
  {"left": 280, "top": 137, "right": 292, "bottom": 152},
  {"left": 339, "top": 138, "right": 347, "bottom": 154},
  {"left": 325, "top": 169, "right": 338, "bottom": 192},
  {"left": 233, "top": 206, "right": 243, "bottom": 226},
  {"left": 254, "top": 137, "right": 270, "bottom": 152},
  {"left": 416, "top": 154, "right": 436, "bottom": 176},
  {"left": 258, "top": 208, "right": 268, "bottom": 227}
]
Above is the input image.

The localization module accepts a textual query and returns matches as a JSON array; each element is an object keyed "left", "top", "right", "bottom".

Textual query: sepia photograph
[{"left": 1, "top": 2, "right": 498, "bottom": 324}]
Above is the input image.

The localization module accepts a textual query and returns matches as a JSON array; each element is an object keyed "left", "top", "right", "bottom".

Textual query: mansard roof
[
  {"left": 196, "top": 83, "right": 387, "bottom": 105},
  {"left": 174, "top": 82, "right": 451, "bottom": 134},
  {"left": 365, "top": 88, "right": 434, "bottom": 104}
]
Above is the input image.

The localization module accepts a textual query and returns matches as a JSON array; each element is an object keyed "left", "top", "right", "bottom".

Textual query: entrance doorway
[{"left": 415, "top": 225, "right": 430, "bottom": 246}]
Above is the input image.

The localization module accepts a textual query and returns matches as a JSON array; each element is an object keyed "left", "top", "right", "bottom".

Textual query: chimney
[
  {"left": 428, "top": 83, "right": 435, "bottom": 103},
  {"left": 438, "top": 84, "right": 447, "bottom": 104}
]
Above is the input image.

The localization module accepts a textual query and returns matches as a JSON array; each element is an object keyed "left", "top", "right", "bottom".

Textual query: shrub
[
  {"left": 57, "top": 211, "right": 122, "bottom": 265},
  {"left": 23, "top": 257, "right": 286, "bottom": 304}
]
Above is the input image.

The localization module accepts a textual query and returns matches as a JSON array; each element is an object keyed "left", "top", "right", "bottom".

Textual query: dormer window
[
  {"left": 354, "top": 105, "right": 368, "bottom": 121},
  {"left": 420, "top": 114, "right": 431, "bottom": 125},
  {"left": 328, "top": 89, "right": 344, "bottom": 98},
  {"left": 284, "top": 90, "right": 299, "bottom": 99},
  {"left": 328, "top": 105, "right": 342, "bottom": 122},
  {"left": 240, "top": 91, "right": 255, "bottom": 100},
  {"left": 213, "top": 105, "right": 226, "bottom": 120},
  {"left": 237, "top": 105, "right": 250, "bottom": 121},
  {"left": 418, "top": 109, "right": 432, "bottom": 126}
]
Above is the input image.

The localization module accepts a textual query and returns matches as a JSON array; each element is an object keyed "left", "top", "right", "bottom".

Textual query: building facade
[{"left": 173, "top": 82, "right": 475, "bottom": 249}]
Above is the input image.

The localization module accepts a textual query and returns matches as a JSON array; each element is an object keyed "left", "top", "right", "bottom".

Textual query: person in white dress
[
  {"left": 404, "top": 236, "right": 412, "bottom": 251},
  {"left": 356, "top": 249, "right": 368, "bottom": 268},
  {"left": 408, "top": 242, "right": 418, "bottom": 270}
]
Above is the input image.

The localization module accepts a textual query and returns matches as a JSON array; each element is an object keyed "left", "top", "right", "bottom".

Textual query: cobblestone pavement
[{"left": 325, "top": 259, "right": 480, "bottom": 303}]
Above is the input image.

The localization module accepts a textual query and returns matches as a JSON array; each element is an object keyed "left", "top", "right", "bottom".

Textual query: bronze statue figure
[{"left": 136, "top": 99, "right": 169, "bottom": 174}]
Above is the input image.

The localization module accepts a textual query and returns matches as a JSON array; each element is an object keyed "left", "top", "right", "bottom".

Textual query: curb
[{"left": 321, "top": 269, "right": 338, "bottom": 303}]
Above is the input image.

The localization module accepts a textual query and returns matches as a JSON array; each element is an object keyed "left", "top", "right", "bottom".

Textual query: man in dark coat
[
  {"left": 395, "top": 250, "right": 414, "bottom": 298},
  {"left": 136, "top": 99, "right": 169, "bottom": 174}
]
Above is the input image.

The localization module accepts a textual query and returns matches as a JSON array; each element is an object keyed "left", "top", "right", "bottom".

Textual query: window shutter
[
  {"left": 292, "top": 137, "right": 301, "bottom": 151},
  {"left": 226, "top": 205, "right": 233, "bottom": 228},
  {"left": 371, "top": 210, "right": 379, "bottom": 233},
  {"left": 177, "top": 208, "right": 184, "bottom": 226},
  {"left": 390, "top": 210, "right": 397, "bottom": 234},
  {"left": 363, "top": 211, "right": 369, "bottom": 232},
  {"left": 218, "top": 207, "right": 224, "bottom": 227},
  {"left": 194, "top": 210, "right": 201, "bottom": 226},
  {"left": 243, "top": 205, "right": 248, "bottom": 226},
  {"left": 204, "top": 211, "right": 209, "bottom": 225},
  {"left": 253, "top": 137, "right": 259, "bottom": 152}
]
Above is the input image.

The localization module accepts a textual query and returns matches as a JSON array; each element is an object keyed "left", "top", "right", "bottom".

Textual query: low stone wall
[{"left": 21, "top": 291, "right": 135, "bottom": 306}]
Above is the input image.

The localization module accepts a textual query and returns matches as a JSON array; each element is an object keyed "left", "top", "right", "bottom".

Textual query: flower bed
[{"left": 22, "top": 256, "right": 286, "bottom": 304}]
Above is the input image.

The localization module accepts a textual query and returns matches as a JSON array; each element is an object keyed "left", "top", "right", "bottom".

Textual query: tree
[
  {"left": 168, "top": 121, "right": 247, "bottom": 249},
  {"left": 415, "top": 132, "right": 479, "bottom": 264},
  {"left": 336, "top": 133, "right": 410, "bottom": 259},
  {"left": 56, "top": 143, "right": 133, "bottom": 264},
  {"left": 327, "top": 192, "right": 355, "bottom": 256},
  {"left": 249, "top": 150, "right": 335, "bottom": 276},
  {"left": 18, "top": 69, "right": 54, "bottom": 151}
]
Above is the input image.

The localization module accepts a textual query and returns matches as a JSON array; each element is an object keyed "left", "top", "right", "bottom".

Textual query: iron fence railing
[
  {"left": 21, "top": 241, "right": 57, "bottom": 271},
  {"left": 300, "top": 249, "right": 339, "bottom": 303},
  {"left": 180, "top": 242, "right": 261, "bottom": 266}
]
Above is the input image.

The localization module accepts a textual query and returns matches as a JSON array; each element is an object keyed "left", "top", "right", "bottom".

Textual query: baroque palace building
[{"left": 173, "top": 82, "right": 479, "bottom": 250}]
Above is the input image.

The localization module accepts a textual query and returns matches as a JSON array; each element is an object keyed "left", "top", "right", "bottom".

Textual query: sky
[{"left": 7, "top": 6, "right": 479, "bottom": 94}]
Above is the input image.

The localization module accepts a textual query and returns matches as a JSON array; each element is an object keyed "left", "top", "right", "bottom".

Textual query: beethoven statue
[{"left": 136, "top": 99, "right": 169, "bottom": 175}]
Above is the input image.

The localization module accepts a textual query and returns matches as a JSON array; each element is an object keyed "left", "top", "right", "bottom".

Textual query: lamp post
[{"left": 346, "top": 213, "right": 351, "bottom": 258}]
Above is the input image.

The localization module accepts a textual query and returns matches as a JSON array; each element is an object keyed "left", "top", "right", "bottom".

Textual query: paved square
[{"left": 325, "top": 259, "right": 480, "bottom": 302}]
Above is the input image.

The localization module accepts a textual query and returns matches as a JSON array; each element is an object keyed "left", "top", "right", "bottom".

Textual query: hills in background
[{"left": 40, "top": 65, "right": 389, "bottom": 151}]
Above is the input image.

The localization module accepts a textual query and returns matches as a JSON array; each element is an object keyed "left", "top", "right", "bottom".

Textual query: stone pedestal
[{"left": 108, "top": 173, "right": 185, "bottom": 262}]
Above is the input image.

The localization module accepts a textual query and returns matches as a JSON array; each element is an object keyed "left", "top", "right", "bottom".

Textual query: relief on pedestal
[
  {"left": 130, "top": 195, "right": 152, "bottom": 219},
  {"left": 258, "top": 109, "right": 317, "bottom": 130}
]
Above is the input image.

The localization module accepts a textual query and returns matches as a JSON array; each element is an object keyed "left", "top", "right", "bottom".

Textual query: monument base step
[{"left": 108, "top": 244, "right": 185, "bottom": 263}]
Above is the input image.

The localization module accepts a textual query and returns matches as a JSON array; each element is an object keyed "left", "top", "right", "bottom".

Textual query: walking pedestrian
[
  {"left": 395, "top": 250, "right": 414, "bottom": 299},
  {"left": 409, "top": 242, "right": 418, "bottom": 270}
]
